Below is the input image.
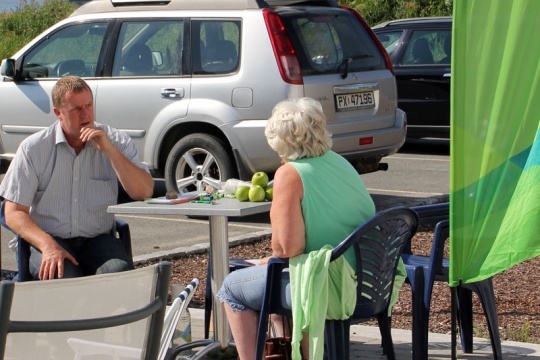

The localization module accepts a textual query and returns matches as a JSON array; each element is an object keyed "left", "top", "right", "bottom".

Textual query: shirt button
[{"left": 74, "top": 199, "right": 78, "bottom": 202}]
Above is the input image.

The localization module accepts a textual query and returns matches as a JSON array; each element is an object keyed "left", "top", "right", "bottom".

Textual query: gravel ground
[{"left": 138, "top": 225, "right": 540, "bottom": 344}]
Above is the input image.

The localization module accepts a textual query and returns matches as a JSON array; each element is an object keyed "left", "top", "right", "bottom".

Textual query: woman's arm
[{"left": 270, "top": 164, "right": 305, "bottom": 258}]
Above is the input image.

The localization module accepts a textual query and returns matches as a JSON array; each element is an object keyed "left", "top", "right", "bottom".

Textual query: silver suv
[{"left": 0, "top": 0, "right": 406, "bottom": 193}]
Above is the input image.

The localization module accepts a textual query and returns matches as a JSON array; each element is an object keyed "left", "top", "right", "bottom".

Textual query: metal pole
[{"left": 208, "top": 215, "right": 230, "bottom": 349}]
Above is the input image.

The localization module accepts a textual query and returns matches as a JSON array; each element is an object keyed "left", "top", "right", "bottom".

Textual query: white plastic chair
[
  {"left": 159, "top": 278, "right": 200, "bottom": 360},
  {"left": 0, "top": 262, "right": 172, "bottom": 360},
  {"left": 67, "top": 278, "right": 200, "bottom": 360}
]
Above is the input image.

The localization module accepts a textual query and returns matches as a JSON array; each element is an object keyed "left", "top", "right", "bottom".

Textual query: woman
[{"left": 216, "top": 97, "right": 376, "bottom": 359}]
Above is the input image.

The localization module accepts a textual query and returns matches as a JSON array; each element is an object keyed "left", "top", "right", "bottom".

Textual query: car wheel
[{"left": 164, "top": 133, "right": 235, "bottom": 193}]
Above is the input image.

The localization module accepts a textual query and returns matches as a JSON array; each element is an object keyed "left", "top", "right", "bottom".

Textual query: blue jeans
[
  {"left": 29, "top": 234, "right": 134, "bottom": 279},
  {"left": 216, "top": 264, "right": 291, "bottom": 312}
]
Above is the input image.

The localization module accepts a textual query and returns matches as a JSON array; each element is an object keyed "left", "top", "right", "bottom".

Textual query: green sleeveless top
[{"left": 289, "top": 151, "right": 375, "bottom": 266}]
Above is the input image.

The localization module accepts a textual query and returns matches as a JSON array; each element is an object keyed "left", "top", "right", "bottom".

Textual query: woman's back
[{"left": 289, "top": 150, "right": 375, "bottom": 265}]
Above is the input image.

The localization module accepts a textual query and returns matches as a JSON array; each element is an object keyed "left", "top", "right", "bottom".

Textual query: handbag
[{"left": 265, "top": 315, "right": 292, "bottom": 360}]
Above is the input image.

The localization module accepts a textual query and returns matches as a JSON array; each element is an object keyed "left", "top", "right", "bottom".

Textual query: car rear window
[{"left": 278, "top": 8, "right": 386, "bottom": 76}]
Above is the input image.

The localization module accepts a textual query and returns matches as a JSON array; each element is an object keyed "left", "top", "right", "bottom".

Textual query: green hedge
[{"left": 0, "top": 0, "right": 77, "bottom": 60}]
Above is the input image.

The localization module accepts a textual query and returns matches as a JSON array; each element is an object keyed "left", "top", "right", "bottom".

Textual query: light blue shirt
[{"left": 0, "top": 121, "right": 149, "bottom": 238}]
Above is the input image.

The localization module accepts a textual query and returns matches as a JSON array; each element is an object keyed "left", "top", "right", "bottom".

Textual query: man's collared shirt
[{"left": 0, "top": 121, "right": 149, "bottom": 238}]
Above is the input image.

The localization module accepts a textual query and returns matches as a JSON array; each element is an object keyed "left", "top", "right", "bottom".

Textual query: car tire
[{"left": 164, "top": 133, "right": 235, "bottom": 194}]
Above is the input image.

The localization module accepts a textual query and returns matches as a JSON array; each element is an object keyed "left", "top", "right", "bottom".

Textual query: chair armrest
[
  {"left": 114, "top": 218, "right": 132, "bottom": 259},
  {"left": 267, "top": 257, "right": 289, "bottom": 267},
  {"left": 410, "top": 202, "right": 449, "bottom": 226}
]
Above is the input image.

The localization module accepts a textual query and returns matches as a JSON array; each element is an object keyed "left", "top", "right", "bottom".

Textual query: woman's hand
[{"left": 257, "top": 256, "right": 273, "bottom": 265}]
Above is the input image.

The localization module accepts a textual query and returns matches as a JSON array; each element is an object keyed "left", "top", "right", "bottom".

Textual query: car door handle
[
  {"left": 443, "top": 73, "right": 451, "bottom": 78},
  {"left": 161, "top": 88, "right": 185, "bottom": 98}
]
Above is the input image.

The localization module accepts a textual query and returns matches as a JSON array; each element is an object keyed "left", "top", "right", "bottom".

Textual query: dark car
[{"left": 373, "top": 17, "right": 451, "bottom": 139}]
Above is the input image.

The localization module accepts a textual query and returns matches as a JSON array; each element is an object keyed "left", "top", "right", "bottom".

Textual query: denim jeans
[
  {"left": 29, "top": 233, "right": 134, "bottom": 279},
  {"left": 216, "top": 264, "right": 291, "bottom": 312}
]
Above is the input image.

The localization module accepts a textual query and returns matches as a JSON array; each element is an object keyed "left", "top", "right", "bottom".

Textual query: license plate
[{"left": 335, "top": 91, "right": 375, "bottom": 111}]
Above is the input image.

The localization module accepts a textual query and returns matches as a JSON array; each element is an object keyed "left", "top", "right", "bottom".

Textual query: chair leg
[
  {"left": 204, "top": 264, "right": 212, "bottom": 339},
  {"left": 324, "top": 319, "right": 350, "bottom": 360},
  {"left": 255, "top": 310, "right": 270, "bottom": 360},
  {"left": 463, "top": 278, "right": 503, "bottom": 360},
  {"left": 406, "top": 266, "right": 427, "bottom": 360},
  {"left": 456, "top": 286, "right": 474, "bottom": 353},
  {"left": 450, "top": 286, "right": 458, "bottom": 360},
  {"left": 377, "top": 313, "right": 396, "bottom": 360}
]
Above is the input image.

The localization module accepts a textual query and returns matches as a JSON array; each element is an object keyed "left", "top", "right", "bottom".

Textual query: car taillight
[
  {"left": 342, "top": 6, "right": 394, "bottom": 75},
  {"left": 263, "top": 9, "right": 303, "bottom": 85}
]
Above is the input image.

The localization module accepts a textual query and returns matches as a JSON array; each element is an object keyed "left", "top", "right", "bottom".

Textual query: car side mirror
[{"left": 0, "top": 59, "right": 16, "bottom": 78}]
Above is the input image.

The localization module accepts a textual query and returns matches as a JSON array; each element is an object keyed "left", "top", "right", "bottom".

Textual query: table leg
[{"left": 208, "top": 215, "right": 231, "bottom": 349}]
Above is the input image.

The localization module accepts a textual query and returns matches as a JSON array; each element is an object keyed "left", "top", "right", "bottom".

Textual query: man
[{"left": 0, "top": 76, "right": 153, "bottom": 280}]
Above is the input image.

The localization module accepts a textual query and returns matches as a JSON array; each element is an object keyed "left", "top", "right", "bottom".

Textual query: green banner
[{"left": 450, "top": 0, "right": 540, "bottom": 286}]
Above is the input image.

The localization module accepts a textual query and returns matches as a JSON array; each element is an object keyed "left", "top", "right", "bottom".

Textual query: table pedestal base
[{"left": 168, "top": 339, "right": 237, "bottom": 359}]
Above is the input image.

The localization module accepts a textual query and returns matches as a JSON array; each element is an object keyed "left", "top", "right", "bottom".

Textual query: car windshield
[{"left": 279, "top": 8, "right": 386, "bottom": 76}]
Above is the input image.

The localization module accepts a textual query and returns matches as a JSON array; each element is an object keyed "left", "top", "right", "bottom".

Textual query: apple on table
[{"left": 252, "top": 171, "right": 269, "bottom": 188}]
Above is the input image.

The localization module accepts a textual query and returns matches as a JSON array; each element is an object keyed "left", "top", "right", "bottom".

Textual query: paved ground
[{"left": 187, "top": 308, "right": 540, "bottom": 359}]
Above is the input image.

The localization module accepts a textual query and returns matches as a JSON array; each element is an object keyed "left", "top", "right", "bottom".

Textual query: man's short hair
[
  {"left": 52, "top": 76, "right": 92, "bottom": 110},
  {"left": 265, "top": 97, "right": 333, "bottom": 161}
]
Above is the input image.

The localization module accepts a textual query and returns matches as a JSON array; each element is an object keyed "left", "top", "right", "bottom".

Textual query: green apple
[
  {"left": 251, "top": 171, "right": 269, "bottom": 188},
  {"left": 249, "top": 185, "right": 266, "bottom": 202},
  {"left": 265, "top": 186, "right": 273, "bottom": 201},
  {"left": 235, "top": 185, "right": 251, "bottom": 202}
]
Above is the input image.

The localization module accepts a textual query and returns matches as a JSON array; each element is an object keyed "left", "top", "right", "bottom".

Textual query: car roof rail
[
  {"left": 71, "top": 0, "right": 270, "bottom": 16},
  {"left": 265, "top": 0, "right": 339, "bottom": 7},
  {"left": 71, "top": 0, "right": 338, "bottom": 16},
  {"left": 373, "top": 16, "right": 452, "bottom": 29}
]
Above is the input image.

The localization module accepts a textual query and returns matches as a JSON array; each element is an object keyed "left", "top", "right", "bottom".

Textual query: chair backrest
[
  {"left": 411, "top": 38, "right": 434, "bottom": 64},
  {"left": 332, "top": 206, "right": 419, "bottom": 318},
  {"left": 122, "top": 43, "right": 155, "bottom": 75},
  {"left": 56, "top": 59, "right": 86, "bottom": 77},
  {"left": 425, "top": 220, "right": 450, "bottom": 295},
  {"left": 0, "top": 262, "right": 172, "bottom": 360},
  {"left": 159, "top": 278, "right": 199, "bottom": 360},
  {"left": 203, "top": 40, "right": 238, "bottom": 72}
]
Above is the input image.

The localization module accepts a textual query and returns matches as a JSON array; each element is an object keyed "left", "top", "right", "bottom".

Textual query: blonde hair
[
  {"left": 265, "top": 97, "right": 332, "bottom": 161},
  {"left": 52, "top": 76, "right": 92, "bottom": 110}
]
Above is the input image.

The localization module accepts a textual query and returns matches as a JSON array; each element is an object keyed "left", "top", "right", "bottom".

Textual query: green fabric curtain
[{"left": 450, "top": 0, "right": 540, "bottom": 286}]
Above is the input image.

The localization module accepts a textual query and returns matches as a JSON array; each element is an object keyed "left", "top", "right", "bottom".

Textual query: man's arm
[
  {"left": 4, "top": 201, "right": 78, "bottom": 280},
  {"left": 80, "top": 126, "right": 154, "bottom": 200}
]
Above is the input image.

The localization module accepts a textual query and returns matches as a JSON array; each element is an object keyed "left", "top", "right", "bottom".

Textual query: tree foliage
[
  {"left": 341, "top": 0, "right": 453, "bottom": 26},
  {"left": 0, "top": 0, "right": 77, "bottom": 60},
  {"left": 0, "top": 0, "right": 453, "bottom": 61}
]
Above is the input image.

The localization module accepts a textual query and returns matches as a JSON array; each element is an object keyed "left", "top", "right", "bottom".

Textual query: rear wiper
[
  {"left": 338, "top": 54, "right": 374, "bottom": 79},
  {"left": 339, "top": 58, "right": 352, "bottom": 79}
]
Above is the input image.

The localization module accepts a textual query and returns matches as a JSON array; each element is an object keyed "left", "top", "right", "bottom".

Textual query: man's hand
[
  {"left": 79, "top": 125, "right": 112, "bottom": 152},
  {"left": 39, "top": 242, "right": 79, "bottom": 280}
]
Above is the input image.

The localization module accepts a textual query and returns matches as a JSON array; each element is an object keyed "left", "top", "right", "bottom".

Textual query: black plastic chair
[
  {"left": 402, "top": 202, "right": 449, "bottom": 359},
  {"left": 0, "top": 201, "right": 133, "bottom": 282},
  {"left": 254, "top": 206, "right": 419, "bottom": 360},
  {"left": 401, "top": 212, "right": 503, "bottom": 360}
]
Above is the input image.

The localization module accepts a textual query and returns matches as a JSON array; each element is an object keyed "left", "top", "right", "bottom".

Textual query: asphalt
[{"left": 130, "top": 193, "right": 451, "bottom": 265}]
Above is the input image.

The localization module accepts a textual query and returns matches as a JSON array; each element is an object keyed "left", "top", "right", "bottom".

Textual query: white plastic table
[{"left": 108, "top": 198, "right": 271, "bottom": 357}]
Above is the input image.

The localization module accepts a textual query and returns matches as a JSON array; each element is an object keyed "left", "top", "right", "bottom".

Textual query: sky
[{"left": 0, "top": 0, "right": 46, "bottom": 12}]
